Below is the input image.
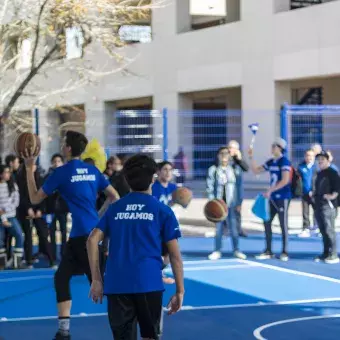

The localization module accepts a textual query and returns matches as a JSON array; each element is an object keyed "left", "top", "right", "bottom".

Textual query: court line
[
  {"left": 164, "top": 264, "right": 256, "bottom": 273},
  {"left": 182, "top": 259, "right": 240, "bottom": 265},
  {"left": 253, "top": 314, "right": 340, "bottom": 340},
  {"left": 3, "top": 297, "right": 340, "bottom": 322},
  {"left": 237, "top": 259, "right": 340, "bottom": 285},
  {"left": 0, "top": 275, "right": 53, "bottom": 283}
]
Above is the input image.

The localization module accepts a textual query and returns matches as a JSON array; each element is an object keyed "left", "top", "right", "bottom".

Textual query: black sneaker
[
  {"left": 255, "top": 251, "right": 275, "bottom": 260},
  {"left": 324, "top": 254, "right": 340, "bottom": 264},
  {"left": 314, "top": 254, "right": 328, "bottom": 263},
  {"left": 53, "top": 331, "right": 71, "bottom": 340}
]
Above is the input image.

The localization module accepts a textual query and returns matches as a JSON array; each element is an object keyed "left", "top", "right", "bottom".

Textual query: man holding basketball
[{"left": 21, "top": 131, "right": 119, "bottom": 340}]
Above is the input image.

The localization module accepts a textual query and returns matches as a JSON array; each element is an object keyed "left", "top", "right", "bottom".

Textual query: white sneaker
[
  {"left": 208, "top": 251, "right": 222, "bottom": 260},
  {"left": 298, "top": 230, "right": 310, "bottom": 238}
]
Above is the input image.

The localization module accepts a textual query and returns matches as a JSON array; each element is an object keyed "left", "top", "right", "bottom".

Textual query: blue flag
[{"left": 252, "top": 194, "right": 270, "bottom": 222}]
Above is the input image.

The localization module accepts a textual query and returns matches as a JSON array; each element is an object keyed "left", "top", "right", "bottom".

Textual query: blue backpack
[{"left": 252, "top": 194, "right": 270, "bottom": 222}]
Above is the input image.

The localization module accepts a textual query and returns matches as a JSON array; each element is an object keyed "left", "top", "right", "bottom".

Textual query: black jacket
[
  {"left": 16, "top": 165, "right": 46, "bottom": 215},
  {"left": 44, "top": 168, "right": 69, "bottom": 214}
]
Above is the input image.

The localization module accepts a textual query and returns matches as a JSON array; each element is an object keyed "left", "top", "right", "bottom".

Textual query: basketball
[
  {"left": 172, "top": 187, "right": 193, "bottom": 208},
  {"left": 14, "top": 132, "right": 41, "bottom": 157},
  {"left": 204, "top": 199, "right": 228, "bottom": 223}
]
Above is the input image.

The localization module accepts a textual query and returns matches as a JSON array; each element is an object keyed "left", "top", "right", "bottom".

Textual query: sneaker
[
  {"left": 298, "top": 230, "right": 310, "bottom": 238},
  {"left": 208, "top": 251, "right": 222, "bottom": 260},
  {"left": 53, "top": 331, "right": 71, "bottom": 340},
  {"left": 234, "top": 250, "right": 247, "bottom": 260},
  {"left": 324, "top": 255, "right": 340, "bottom": 264},
  {"left": 255, "top": 251, "right": 275, "bottom": 260},
  {"left": 314, "top": 254, "right": 328, "bottom": 262},
  {"left": 280, "top": 253, "right": 289, "bottom": 262}
]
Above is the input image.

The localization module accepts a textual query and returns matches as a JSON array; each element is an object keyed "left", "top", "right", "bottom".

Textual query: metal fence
[{"left": 281, "top": 104, "right": 340, "bottom": 168}]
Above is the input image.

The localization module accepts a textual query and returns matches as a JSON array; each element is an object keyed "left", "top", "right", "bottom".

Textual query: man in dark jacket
[
  {"left": 16, "top": 164, "right": 55, "bottom": 268},
  {"left": 45, "top": 154, "right": 69, "bottom": 262}
]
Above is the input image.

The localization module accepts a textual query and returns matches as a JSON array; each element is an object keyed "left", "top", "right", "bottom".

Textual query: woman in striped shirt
[{"left": 0, "top": 164, "right": 24, "bottom": 269}]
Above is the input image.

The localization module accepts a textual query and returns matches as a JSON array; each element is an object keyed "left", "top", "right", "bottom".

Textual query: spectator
[
  {"left": 0, "top": 164, "right": 24, "bottom": 269},
  {"left": 326, "top": 150, "right": 339, "bottom": 173},
  {"left": 207, "top": 147, "right": 246, "bottom": 261},
  {"left": 173, "top": 147, "right": 188, "bottom": 186},
  {"left": 5, "top": 154, "right": 20, "bottom": 181},
  {"left": 45, "top": 154, "right": 69, "bottom": 262},
  {"left": 16, "top": 164, "right": 55, "bottom": 268},
  {"left": 107, "top": 155, "right": 130, "bottom": 198},
  {"left": 313, "top": 151, "right": 340, "bottom": 264},
  {"left": 298, "top": 149, "right": 317, "bottom": 238},
  {"left": 228, "top": 140, "right": 249, "bottom": 238},
  {"left": 249, "top": 138, "right": 291, "bottom": 262},
  {"left": 152, "top": 161, "right": 177, "bottom": 205}
]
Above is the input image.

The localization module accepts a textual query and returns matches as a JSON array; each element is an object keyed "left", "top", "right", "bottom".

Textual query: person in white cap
[{"left": 248, "top": 137, "right": 292, "bottom": 261}]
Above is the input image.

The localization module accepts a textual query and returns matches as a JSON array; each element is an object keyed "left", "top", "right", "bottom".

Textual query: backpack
[{"left": 278, "top": 158, "right": 302, "bottom": 198}]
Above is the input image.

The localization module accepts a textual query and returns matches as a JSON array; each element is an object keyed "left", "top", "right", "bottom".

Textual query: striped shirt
[{"left": 0, "top": 182, "right": 20, "bottom": 218}]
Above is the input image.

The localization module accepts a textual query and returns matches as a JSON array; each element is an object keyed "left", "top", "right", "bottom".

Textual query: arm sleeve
[
  {"left": 331, "top": 171, "right": 340, "bottom": 193},
  {"left": 206, "top": 166, "right": 216, "bottom": 200},
  {"left": 42, "top": 169, "right": 61, "bottom": 196},
  {"left": 5, "top": 185, "right": 20, "bottom": 213},
  {"left": 280, "top": 158, "right": 291, "bottom": 172},
  {"left": 234, "top": 157, "right": 249, "bottom": 172},
  {"left": 97, "top": 171, "right": 110, "bottom": 192},
  {"left": 262, "top": 160, "right": 270, "bottom": 171},
  {"left": 161, "top": 208, "right": 181, "bottom": 243}
]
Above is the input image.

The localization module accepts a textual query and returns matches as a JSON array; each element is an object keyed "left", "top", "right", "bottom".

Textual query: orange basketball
[
  {"left": 204, "top": 199, "right": 228, "bottom": 223},
  {"left": 172, "top": 187, "right": 193, "bottom": 208},
  {"left": 14, "top": 132, "right": 41, "bottom": 157}
]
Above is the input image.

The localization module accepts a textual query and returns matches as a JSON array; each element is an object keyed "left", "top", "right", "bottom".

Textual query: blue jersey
[
  {"left": 98, "top": 192, "right": 181, "bottom": 294},
  {"left": 42, "top": 159, "right": 109, "bottom": 238},
  {"left": 152, "top": 180, "right": 177, "bottom": 205},
  {"left": 263, "top": 156, "right": 292, "bottom": 200}
]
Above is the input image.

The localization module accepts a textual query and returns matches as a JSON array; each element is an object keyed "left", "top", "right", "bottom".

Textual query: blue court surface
[{"left": 2, "top": 234, "right": 340, "bottom": 339}]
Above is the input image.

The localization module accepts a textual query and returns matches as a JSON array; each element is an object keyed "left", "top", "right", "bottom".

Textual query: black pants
[
  {"left": 50, "top": 213, "right": 68, "bottom": 262},
  {"left": 19, "top": 216, "right": 54, "bottom": 266},
  {"left": 315, "top": 204, "right": 337, "bottom": 257},
  {"left": 54, "top": 236, "right": 92, "bottom": 303},
  {"left": 264, "top": 199, "right": 289, "bottom": 253},
  {"left": 302, "top": 194, "right": 315, "bottom": 229},
  {"left": 107, "top": 292, "right": 162, "bottom": 340}
]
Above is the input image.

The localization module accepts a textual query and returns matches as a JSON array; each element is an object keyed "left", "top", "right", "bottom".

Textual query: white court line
[
  {"left": 253, "top": 314, "right": 340, "bottom": 340},
  {"left": 180, "top": 297, "right": 340, "bottom": 311},
  {"left": 182, "top": 259, "right": 240, "bottom": 265},
  {"left": 0, "top": 275, "right": 53, "bottom": 283},
  {"left": 3, "top": 297, "right": 340, "bottom": 323},
  {"left": 164, "top": 264, "right": 256, "bottom": 273},
  {"left": 0, "top": 268, "right": 56, "bottom": 274},
  {"left": 237, "top": 259, "right": 340, "bottom": 285}
]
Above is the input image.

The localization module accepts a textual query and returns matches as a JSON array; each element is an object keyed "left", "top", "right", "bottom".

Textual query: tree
[{"left": 0, "top": 0, "right": 162, "bottom": 154}]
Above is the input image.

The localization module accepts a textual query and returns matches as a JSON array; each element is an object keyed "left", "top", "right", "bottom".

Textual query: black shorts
[{"left": 107, "top": 291, "right": 163, "bottom": 340}]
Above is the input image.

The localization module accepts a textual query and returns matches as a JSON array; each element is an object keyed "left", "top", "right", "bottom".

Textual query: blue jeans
[
  {"left": 215, "top": 207, "right": 239, "bottom": 252},
  {"left": 0, "top": 217, "right": 24, "bottom": 252}
]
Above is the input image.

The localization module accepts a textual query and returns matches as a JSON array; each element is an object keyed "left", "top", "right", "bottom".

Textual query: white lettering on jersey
[
  {"left": 70, "top": 168, "right": 96, "bottom": 183},
  {"left": 114, "top": 212, "right": 154, "bottom": 221}
]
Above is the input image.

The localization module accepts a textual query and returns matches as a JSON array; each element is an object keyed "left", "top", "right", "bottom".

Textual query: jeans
[
  {"left": 215, "top": 207, "right": 239, "bottom": 252},
  {"left": 0, "top": 217, "right": 24, "bottom": 260},
  {"left": 315, "top": 204, "right": 337, "bottom": 256}
]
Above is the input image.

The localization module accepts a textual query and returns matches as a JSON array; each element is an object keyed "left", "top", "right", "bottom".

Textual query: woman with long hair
[{"left": 0, "top": 164, "right": 24, "bottom": 269}]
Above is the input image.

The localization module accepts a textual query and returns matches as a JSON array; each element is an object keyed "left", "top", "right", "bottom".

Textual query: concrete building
[{"left": 4, "top": 0, "right": 340, "bottom": 189}]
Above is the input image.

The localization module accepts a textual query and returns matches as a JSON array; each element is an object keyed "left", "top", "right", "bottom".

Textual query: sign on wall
[{"left": 190, "top": 0, "right": 227, "bottom": 16}]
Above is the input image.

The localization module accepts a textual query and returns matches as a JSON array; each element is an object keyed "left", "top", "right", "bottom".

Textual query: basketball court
[{"left": 1, "top": 234, "right": 340, "bottom": 340}]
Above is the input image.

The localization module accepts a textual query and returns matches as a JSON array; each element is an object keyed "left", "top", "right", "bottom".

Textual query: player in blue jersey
[
  {"left": 22, "top": 131, "right": 120, "bottom": 340},
  {"left": 249, "top": 138, "right": 291, "bottom": 261},
  {"left": 152, "top": 161, "right": 177, "bottom": 205},
  {"left": 87, "top": 154, "right": 184, "bottom": 340}
]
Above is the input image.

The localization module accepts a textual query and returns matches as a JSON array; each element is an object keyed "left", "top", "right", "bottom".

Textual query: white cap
[{"left": 273, "top": 137, "right": 287, "bottom": 150}]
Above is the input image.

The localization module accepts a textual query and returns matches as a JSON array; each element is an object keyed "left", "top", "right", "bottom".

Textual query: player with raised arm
[
  {"left": 248, "top": 138, "right": 291, "bottom": 261},
  {"left": 87, "top": 154, "right": 184, "bottom": 340},
  {"left": 21, "top": 131, "right": 120, "bottom": 340}
]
